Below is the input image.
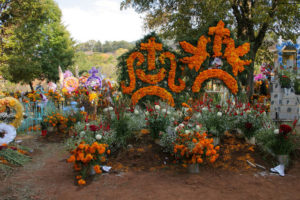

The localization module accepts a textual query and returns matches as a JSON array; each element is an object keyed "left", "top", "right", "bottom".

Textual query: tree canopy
[
  {"left": 0, "top": 0, "right": 75, "bottom": 90},
  {"left": 121, "top": 0, "right": 300, "bottom": 97}
]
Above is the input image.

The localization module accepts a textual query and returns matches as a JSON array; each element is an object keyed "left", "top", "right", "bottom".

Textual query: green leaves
[{"left": 0, "top": 0, "right": 75, "bottom": 86}]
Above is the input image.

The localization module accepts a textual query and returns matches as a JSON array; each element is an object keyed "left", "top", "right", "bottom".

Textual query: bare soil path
[{"left": 1, "top": 135, "right": 300, "bottom": 200}]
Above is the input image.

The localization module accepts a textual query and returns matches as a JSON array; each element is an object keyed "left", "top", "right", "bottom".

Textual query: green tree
[
  {"left": 121, "top": 0, "right": 300, "bottom": 98},
  {"left": 1, "top": 0, "right": 75, "bottom": 90}
]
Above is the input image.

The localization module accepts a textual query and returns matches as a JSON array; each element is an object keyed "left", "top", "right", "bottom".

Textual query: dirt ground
[{"left": 1, "top": 134, "right": 300, "bottom": 200}]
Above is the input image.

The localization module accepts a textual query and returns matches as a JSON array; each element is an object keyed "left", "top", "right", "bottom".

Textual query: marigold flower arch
[{"left": 131, "top": 86, "right": 175, "bottom": 106}]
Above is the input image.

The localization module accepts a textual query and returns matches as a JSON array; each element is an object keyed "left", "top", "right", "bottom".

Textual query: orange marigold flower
[
  {"left": 67, "top": 155, "right": 75, "bottom": 163},
  {"left": 94, "top": 165, "right": 102, "bottom": 174},
  {"left": 78, "top": 179, "right": 86, "bottom": 185}
]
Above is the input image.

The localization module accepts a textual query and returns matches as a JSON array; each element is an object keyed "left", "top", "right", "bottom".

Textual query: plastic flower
[
  {"left": 217, "top": 112, "right": 222, "bottom": 117},
  {"left": 274, "top": 129, "right": 279, "bottom": 135}
]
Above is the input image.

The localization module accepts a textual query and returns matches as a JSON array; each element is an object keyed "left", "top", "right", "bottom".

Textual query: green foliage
[
  {"left": 0, "top": 148, "right": 31, "bottom": 166},
  {"left": 0, "top": 0, "right": 75, "bottom": 85},
  {"left": 76, "top": 40, "right": 134, "bottom": 53},
  {"left": 72, "top": 51, "right": 118, "bottom": 79}
]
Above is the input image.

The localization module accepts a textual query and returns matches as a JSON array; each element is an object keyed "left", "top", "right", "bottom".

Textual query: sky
[{"left": 54, "top": 0, "right": 146, "bottom": 43}]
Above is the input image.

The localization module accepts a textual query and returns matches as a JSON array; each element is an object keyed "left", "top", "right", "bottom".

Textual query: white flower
[
  {"left": 171, "top": 117, "right": 175, "bottom": 121},
  {"left": 0, "top": 123, "right": 16, "bottom": 145},
  {"left": 103, "top": 108, "right": 108, "bottom": 112},
  {"left": 236, "top": 110, "right": 240, "bottom": 115},
  {"left": 95, "top": 134, "right": 102, "bottom": 140},
  {"left": 185, "top": 130, "right": 191, "bottom": 134},
  {"left": 145, "top": 111, "right": 149, "bottom": 116},
  {"left": 183, "top": 107, "right": 189, "bottom": 112},
  {"left": 246, "top": 110, "right": 251, "bottom": 114},
  {"left": 167, "top": 111, "right": 171, "bottom": 115},
  {"left": 80, "top": 131, "right": 86, "bottom": 137},
  {"left": 217, "top": 112, "right": 222, "bottom": 117},
  {"left": 134, "top": 109, "right": 139, "bottom": 115},
  {"left": 179, "top": 123, "right": 185, "bottom": 128},
  {"left": 274, "top": 129, "right": 279, "bottom": 134},
  {"left": 195, "top": 113, "right": 201, "bottom": 118},
  {"left": 161, "top": 109, "right": 167, "bottom": 113},
  {"left": 108, "top": 107, "right": 113, "bottom": 111},
  {"left": 155, "top": 105, "right": 160, "bottom": 110},
  {"left": 196, "top": 125, "right": 201, "bottom": 131},
  {"left": 175, "top": 126, "right": 179, "bottom": 132},
  {"left": 262, "top": 111, "right": 266, "bottom": 116},
  {"left": 202, "top": 107, "right": 208, "bottom": 112}
]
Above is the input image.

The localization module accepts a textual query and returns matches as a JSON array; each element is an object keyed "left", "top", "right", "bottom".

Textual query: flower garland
[
  {"left": 136, "top": 68, "right": 167, "bottom": 84},
  {"left": 0, "top": 123, "right": 16, "bottom": 145},
  {"left": 140, "top": 37, "right": 162, "bottom": 71},
  {"left": 131, "top": 86, "right": 175, "bottom": 107},
  {"left": 179, "top": 35, "right": 211, "bottom": 72},
  {"left": 192, "top": 69, "right": 238, "bottom": 94},
  {"left": 208, "top": 20, "right": 230, "bottom": 57},
  {"left": 121, "top": 52, "right": 144, "bottom": 94},
  {"left": 223, "top": 38, "right": 252, "bottom": 76},
  {"left": 0, "top": 97, "right": 24, "bottom": 128},
  {"left": 160, "top": 52, "right": 186, "bottom": 93}
]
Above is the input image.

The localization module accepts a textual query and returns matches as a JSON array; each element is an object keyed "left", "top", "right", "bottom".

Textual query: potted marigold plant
[
  {"left": 173, "top": 131, "right": 220, "bottom": 173},
  {"left": 67, "top": 141, "right": 110, "bottom": 185}
]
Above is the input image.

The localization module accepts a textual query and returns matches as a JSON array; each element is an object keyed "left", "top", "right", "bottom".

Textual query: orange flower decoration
[
  {"left": 180, "top": 35, "right": 211, "bottom": 72},
  {"left": 136, "top": 68, "right": 167, "bottom": 84},
  {"left": 208, "top": 20, "right": 230, "bottom": 57},
  {"left": 121, "top": 52, "right": 144, "bottom": 94},
  {"left": 160, "top": 52, "right": 186, "bottom": 93},
  {"left": 192, "top": 69, "right": 238, "bottom": 94},
  {"left": 140, "top": 37, "right": 162, "bottom": 71},
  {"left": 131, "top": 86, "right": 175, "bottom": 107},
  {"left": 223, "top": 38, "right": 252, "bottom": 76}
]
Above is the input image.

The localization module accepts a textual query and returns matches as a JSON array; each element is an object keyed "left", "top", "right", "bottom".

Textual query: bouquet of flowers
[
  {"left": 173, "top": 131, "right": 219, "bottom": 166},
  {"left": 67, "top": 141, "right": 110, "bottom": 185}
]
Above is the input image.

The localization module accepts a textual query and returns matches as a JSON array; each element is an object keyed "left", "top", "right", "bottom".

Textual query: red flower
[
  {"left": 41, "top": 130, "right": 47, "bottom": 137},
  {"left": 279, "top": 124, "right": 292, "bottom": 135},
  {"left": 216, "top": 105, "right": 221, "bottom": 109},
  {"left": 90, "top": 125, "right": 100, "bottom": 132},
  {"left": 245, "top": 122, "right": 253, "bottom": 130}
]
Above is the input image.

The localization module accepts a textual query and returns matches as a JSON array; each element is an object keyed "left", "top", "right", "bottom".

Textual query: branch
[{"left": 254, "top": 0, "right": 278, "bottom": 52}]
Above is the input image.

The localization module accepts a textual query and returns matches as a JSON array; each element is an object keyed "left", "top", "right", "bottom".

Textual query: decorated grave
[
  {"left": 270, "top": 36, "right": 300, "bottom": 121},
  {"left": 0, "top": 20, "right": 299, "bottom": 186}
]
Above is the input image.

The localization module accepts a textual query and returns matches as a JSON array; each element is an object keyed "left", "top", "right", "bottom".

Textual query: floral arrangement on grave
[
  {"left": 279, "top": 74, "right": 291, "bottom": 88},
  {"left": 118, "top": 20, "right": 252, "bottom": 106},
  {"left": 269, "top": 123, "right": 299, "bottom": 155},
  {"left": 173, "top": 131, "right": 220, "bottom": 166},
  {"left": 0, "top": 97, "right": 24, "bottom": 128},
  {"left": 67, "top": 141, "right": 110, "bottom": 185},
  {"left": 145, "top": 102, "right": 171, "bottom": 140},
  {"left": 86, "top": 67, "right": 102, "bottom": 90}
]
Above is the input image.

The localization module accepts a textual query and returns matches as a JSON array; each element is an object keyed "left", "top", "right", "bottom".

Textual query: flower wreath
[
  {"left": 0, "top": 123, "right": 17, "bottom": 145},
  {"left": 64, "top": 77, "right": 79, "bottom": 92},
  {"left": 0, "top": 97, "right": 24, "bottom": 128}
]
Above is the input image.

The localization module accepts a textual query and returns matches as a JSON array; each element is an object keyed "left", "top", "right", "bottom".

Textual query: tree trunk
[{"left": 29, "top": 81, "right": 34, "bottom": 92}]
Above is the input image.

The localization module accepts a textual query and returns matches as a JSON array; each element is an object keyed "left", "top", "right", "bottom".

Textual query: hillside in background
[{"left": 72, "top": 40, "right": 135, "bottom": 80}]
